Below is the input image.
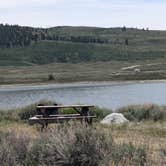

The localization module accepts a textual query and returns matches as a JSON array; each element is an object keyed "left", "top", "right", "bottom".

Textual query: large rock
[{"left": 101, "top": 113, "right": 129, "bottom": 125}]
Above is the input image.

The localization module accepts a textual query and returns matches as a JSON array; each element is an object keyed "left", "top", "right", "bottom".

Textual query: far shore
[{"left": 1, "top": 79, "right": 166, "bottom": 89}]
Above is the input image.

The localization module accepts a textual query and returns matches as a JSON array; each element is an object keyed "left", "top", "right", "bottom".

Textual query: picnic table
[{"left": 29, "top": 104, "right": 96, "bottom": 129}]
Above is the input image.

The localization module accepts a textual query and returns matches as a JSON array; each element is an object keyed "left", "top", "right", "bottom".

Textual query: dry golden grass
[
  {"left": 0, "top": 120, "right": 165, "bottom": 165},
  {"left": 1, "top": 59, "right": 166, "bottom": 84},
  {"left": 99, "top": 121, "right": 166, "bottom": 165},
  {"left": 0, "top": 122, "right": 39, "bottom": 139}
]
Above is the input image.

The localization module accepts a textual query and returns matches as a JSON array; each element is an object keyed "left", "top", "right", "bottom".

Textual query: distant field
[{"left": 1, "top": 60, "right": 166, "bottom": 84}]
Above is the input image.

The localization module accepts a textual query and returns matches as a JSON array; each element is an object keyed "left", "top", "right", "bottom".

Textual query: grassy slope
[
  {"left": 1, "top": 26, "right": 166, "bottom": 84},
  {"left": 0, "top": 27, "right": 166, "bottom": 66}
]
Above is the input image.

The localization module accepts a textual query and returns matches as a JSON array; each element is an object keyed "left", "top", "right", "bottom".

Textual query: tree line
[
  {"left": 0, "top": 24, "right": 34, "bottom": 48},
  {"left": 0, "top": 24, "right": 129, "bottom": 48},
  {"left": 0, "top": 24, "right": 49, "bottom": 48}
]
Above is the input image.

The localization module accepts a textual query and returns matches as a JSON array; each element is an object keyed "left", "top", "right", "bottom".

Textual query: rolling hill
[{"left": 0, "top": 24, "right": 166, "bottom": 66}]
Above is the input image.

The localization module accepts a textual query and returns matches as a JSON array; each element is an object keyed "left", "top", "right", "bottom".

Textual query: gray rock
[{"left": 101, "top": 113, "right": 129, "bottom": 124}]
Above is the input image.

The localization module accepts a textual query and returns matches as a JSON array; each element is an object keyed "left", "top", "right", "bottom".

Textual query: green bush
[
  {"left": 0, "top": 101, "right": 111, "bottom": 122},
  {"left": 0, "top": 100, "right": 56, "bottom": 122},
  {"left": 18, "top": 104, "right": 38, "bottom": 120},
  {"left": 48, "top": 74, "right": 55, "bottom": 81},
  {"left": 18, "top": 100, "right": 54, "bottom": 120},
  {"left": 0, "top": 109, "right": 19, "bottom": 122},
  {"left": 92, "top": 107, "right": 112, "bottom": 120},
  {"left": 118, "top": 104, "right": 166, "bottom": 122}
]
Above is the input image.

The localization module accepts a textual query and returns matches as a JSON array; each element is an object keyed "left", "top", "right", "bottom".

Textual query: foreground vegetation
[
  {"left": 0, "top": 103, "right": 165, "bottom": 165},
  {"left": 0, "top": 124, "right": 148, "bottom": 166}
]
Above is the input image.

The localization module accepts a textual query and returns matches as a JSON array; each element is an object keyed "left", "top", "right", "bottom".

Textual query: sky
[{"left": 0, "top": 0, "right": 166, "bottom": 30}]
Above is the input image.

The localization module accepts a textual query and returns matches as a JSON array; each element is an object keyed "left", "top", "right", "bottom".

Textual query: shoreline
[{"left": 1, "top": 79, "right": 166, "bottom": 89}]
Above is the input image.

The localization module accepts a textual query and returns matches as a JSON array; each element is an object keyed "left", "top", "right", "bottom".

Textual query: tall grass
[
  {"left": 1, "top": 103, "right": 166, "bottom": 165},
  {"left": 117, "top": 104, "right": 166, "bottom": 122},
  {"left": 0, "top": 103, "right": 166, "bottom": 123},
  {"left": 0, "top": 123, "right": 147, "bottom": 166}
]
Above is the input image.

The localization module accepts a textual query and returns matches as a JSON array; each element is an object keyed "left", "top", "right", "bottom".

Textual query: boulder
[{"left": 101, "top": 113, "right": 129, "bottom": 125}]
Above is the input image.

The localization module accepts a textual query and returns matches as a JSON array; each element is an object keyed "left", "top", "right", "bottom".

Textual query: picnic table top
[{"left": 37, "top": 105, "right": 94, "bottom": 109}]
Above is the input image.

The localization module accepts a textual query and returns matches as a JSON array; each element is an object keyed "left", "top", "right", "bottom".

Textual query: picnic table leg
[
  {"left": 80, "top": 107, "right": 94, "bottom": 125},
  {"left": 85, "top": 117, "right": 93, "bottom": 125},
  {"left": 40, "top": 121, "right": 48, "bottom": 131},
  {"left": 88, "top": 117, "right": 93, "bottom": 125}
]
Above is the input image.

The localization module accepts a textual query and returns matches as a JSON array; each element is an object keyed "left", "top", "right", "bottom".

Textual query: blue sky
[{"left": 0, "top": 0, "right": 166, "bottom": 29}]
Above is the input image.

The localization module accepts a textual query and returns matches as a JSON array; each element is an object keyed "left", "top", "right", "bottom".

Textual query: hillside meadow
[{"left": 1, "top": 26, "right": 166, "bottom": 66}]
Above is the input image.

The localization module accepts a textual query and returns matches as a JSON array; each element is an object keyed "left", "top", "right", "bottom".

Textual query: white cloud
[
  {"left": 0, "top": 0, "right": 64, "bottom": 8},
  {"left": 0, "top": 0, "right": 166, "bottom": 29}
]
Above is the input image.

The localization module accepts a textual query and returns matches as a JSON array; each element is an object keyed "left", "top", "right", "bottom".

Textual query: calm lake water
[{"left": 1, "top": 81, "right": 166, "bottom": 111}]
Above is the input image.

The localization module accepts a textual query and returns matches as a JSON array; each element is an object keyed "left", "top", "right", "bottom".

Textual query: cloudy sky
[{"left": 0, "top": 0, "right": 165, "bottom": 29}]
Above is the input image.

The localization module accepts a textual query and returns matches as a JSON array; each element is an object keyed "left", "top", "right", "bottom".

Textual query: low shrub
[
  {"left": 18, "top": 100, "right": 54, "bottom": 120},
  {"left": 48, "top": 74, "right": 55, "bottom": 81},
  {"left": 118, "top": 104, "right": 166, "bottom": 122},
  {"left": 27, "top": 124, "right": 113, "bottom": 166},
  {"left": 0, "top": 100, "right": 55, "bottom": 122},
  {"left": 0, "top": 109, "right": 19, "bottom": 122},
  {"left": 0, "top": 124, "right": 147, "bottom": 166},
  {"left": 92, "top": 107, "right": 112, "bottom": 120},
  {"left": 18, "top": 104, "right": 38, "bottom": 120},
  {"left": 0, "top": 100, "right": 112, "bottom": 122},
  {"left": 0, "top": 131, "right": 31, "bottom": 166}
]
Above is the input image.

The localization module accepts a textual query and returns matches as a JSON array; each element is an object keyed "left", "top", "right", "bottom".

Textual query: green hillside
[{"left": 0, "top": 25, "right": 166, "bottom": 66}]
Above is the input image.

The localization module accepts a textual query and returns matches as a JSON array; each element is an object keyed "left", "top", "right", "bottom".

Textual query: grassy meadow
[
  {"left": 0, "top": 102, "right": 165, "bottom": 165},
  {"left": 1, "top": 59, "right": 166, "bottom": 85}
]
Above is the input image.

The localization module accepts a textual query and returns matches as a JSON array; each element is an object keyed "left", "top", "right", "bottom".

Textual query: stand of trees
[
  {"left": 49, "top": 35, "right": 110, "bottom": 44},
  {"left": 0, "top": 24, "right": 127, "bottom": 48},
  {"left": 0, "top": 24, "right": 34, "bottom": 48},
  {"left": 0, "top": 24, "right": 50, "bottom": 48}
]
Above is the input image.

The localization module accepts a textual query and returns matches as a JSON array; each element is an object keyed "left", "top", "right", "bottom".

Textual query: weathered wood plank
[
  {"left": 29, "top": 116, "right": 96, "bottom": 125},
  {"left": 37, "top": 105, "right": 94, "bottom": 109},
  {"left": 36, "top": 114, "right": 81, "bottom": 118}
]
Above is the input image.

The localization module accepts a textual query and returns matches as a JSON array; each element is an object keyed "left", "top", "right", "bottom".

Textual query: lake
[{"left": 0, "top": 81, "right": 166, "bottom": 111}]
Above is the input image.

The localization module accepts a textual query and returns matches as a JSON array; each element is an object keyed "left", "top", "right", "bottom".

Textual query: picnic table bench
[{"left": 29, "top": 104, "right": 96, "bottom": 129}]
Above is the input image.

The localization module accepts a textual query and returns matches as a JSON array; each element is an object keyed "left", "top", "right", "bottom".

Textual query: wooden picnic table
[{"left": 29, "top": 104, "right": 96, "bottom": 130}]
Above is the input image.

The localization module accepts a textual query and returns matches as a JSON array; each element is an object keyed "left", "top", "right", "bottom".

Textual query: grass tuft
[{"left": 117, "top": 104, "right": 166, "bottom": 122}]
